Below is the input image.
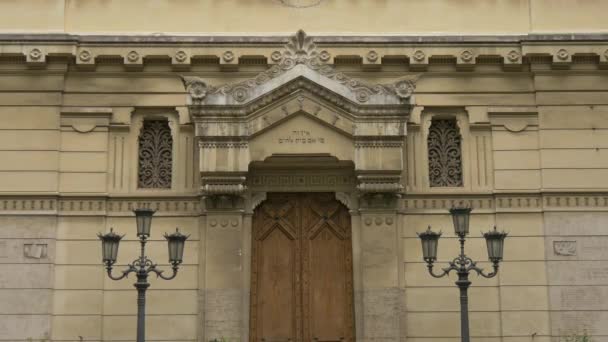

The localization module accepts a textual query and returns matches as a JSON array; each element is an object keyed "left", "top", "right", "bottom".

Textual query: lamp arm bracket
[
  {"left": 105, "top": 264, "right": 136, "bottom": 281},
  {"left": 149, "top": 265, "right": 179, "bottom": 280},
  {"left": 469, "top": 263, "right": 499, "bottom": 279},
  {"left": 426, "top": 262, "right": 456, "bottom": 278}
]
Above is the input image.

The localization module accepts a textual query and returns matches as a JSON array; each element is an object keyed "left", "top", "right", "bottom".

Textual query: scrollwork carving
[
  {"left": 428, "top": 119, "right": 463, "bottom": 187},
  {"left": 199, "top": 30, "right": 417, "bottom": 104},
  {"left": 137, "top": 120, "right": 173, "bottom": 189}
]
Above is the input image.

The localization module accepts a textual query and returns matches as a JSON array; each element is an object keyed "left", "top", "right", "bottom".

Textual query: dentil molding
[{"left": 2, "top": 32, "right": 607, "bottom": 70}]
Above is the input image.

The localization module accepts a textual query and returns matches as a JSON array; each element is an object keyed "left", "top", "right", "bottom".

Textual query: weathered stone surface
[
  {"left": 204, "top": 288, "right": 244, "bottom": 341},
  {"left": 550, "top": 286, "right": 608, "bottom": 311},
  {"left": 0, "top": 289, "right": 52, "bottom": 314},
  {"left": 550, "top": 311, "right": 608, "bottom": 336},
  {"left": 0, "top": 216, "right": 56, "bottom": 239},
  {"left": 0, "top": 238, "right": 54, "bottom": 264},
  {"left": 0, "top": 315, "right": 50, "bottom": 340},
  {"left": 546, "top": 236, "right": 608, "bottom": 260},
  {"left": 360, "top": 288, "right": 403, "bottom": 339},
  {"left": 547, "top": 261, "right": 608, "bottom": 285},
  {"left": 544, "top": 212, "right": 608, "bottom": 236},
  {"left": 0, "top": 264, "right": 53, "bottom": 289}
]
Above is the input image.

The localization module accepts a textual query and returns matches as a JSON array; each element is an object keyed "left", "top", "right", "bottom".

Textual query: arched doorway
[{"left": 250, "top": 192, "right": 354, "bottom": 342}]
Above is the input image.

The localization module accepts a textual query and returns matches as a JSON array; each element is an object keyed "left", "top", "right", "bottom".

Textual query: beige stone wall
[
  {"left": 0, "top": 4, "right": 607, "bottom": 340},
  {"left": 1, "top": 0, "right": 608, "bottom": 35}
]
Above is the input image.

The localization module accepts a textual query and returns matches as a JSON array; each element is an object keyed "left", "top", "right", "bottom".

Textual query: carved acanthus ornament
[
  {"left": 428, "top": 119, "right": 464, "bottom": 187},
  {"left": 137, "top": 120, "right": 173, "bottom": 189}
]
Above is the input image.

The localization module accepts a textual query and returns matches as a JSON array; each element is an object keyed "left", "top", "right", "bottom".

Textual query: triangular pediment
[
  {"left": 246, "top": 90, "right": 356, "bottom": 138},
  {"left": 182, "top": 30, "right": 417, "bottom": 118}
]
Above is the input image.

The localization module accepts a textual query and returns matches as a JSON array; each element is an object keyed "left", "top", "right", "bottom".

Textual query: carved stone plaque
[
  {"left": 554, "top": 240, "right": 577, "bottom": 256},
  {"left": 278, "top": 130, "right": 325, "bottom": 144}
]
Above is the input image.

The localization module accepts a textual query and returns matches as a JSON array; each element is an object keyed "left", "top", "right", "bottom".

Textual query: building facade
[{"left": 1, "top": 1, "right": 608, "bottom": 341}]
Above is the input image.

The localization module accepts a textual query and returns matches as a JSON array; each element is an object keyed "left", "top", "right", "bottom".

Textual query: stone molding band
[{"left": 0, "top": 193, "right": 606, "bottom": 215}]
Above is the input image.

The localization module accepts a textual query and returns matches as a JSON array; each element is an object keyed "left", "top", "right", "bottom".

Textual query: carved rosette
[{"left": 181, "top": 76, "right": 208, "bottom": 111}]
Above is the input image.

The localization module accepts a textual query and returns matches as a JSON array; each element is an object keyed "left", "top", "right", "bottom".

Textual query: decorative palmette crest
[
  {"left": 182, "top": 30, "right": 418, "bottom": 105},
  {"left": 428, "top": 119, "right": 463, "bottom": 187}
]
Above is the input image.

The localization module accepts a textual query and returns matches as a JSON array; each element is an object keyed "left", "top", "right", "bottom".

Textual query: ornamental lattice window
[
  {"left": 137, "top": 120, "right": 173, "bottom": 189},
  {"left": 428, "top": 119, "right": 463, "bottom": 187}
]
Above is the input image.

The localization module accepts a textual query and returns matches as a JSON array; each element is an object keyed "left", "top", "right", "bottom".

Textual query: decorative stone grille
[
  {"left": 428, "top": 119, "right": 463, "bottom": 187},
  {"left": 137, "top": 120, "right": 173, "bottom": 189}
]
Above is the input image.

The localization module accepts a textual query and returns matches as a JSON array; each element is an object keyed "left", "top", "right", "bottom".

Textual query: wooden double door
[{"left": 250, "top": 193, "right": 355, "bottom": 342}]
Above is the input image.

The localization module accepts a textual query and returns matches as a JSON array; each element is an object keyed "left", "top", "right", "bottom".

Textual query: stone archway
[{"left": 183, "top": 31, "right": 417, "bottom": 342}]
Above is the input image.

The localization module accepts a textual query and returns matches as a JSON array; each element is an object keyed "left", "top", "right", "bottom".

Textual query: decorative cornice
[
  {"left": 183, "top": 30, "right": 417, "bottom": 110},
  {"left": 2, "top": 33, "right": 607, "bottom": 70}
]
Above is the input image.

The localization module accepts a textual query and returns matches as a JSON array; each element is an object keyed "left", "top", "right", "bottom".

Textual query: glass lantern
[
  {"left": 164, "top": 228, "right": 189, "bottom": 265},
  {"left": 97, "top": 228, "right": 124, "bottom": 265},
  {"left": 134, "top": 208, "right": 156, "bottom": 237},
  {"left": 417, "top": 226, "right": 442, "bottom": 263},
  {"left": 449, "top": 206, "right": 472, "bottom": 236},
  {"left": 483, "top": 226, "right": 508, "bottom": 263}
]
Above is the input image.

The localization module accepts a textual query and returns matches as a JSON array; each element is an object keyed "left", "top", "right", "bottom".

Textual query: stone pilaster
[{"left": 356, "top": 197, "right": 404, "bottom": 342}]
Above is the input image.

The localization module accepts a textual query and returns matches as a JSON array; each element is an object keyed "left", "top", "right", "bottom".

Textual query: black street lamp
[
  {"left": 417, "top": 206, "right": 507, "bottom": 342},
  {"left": 98, "top": 208, "right": 189, "bottom": 342}
]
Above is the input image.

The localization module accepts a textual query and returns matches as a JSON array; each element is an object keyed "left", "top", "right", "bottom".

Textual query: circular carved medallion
[
  {"left": 556, "top": 48, "right": 569, "bottom": 61},
  {"left": 127, "top": 51, "right": 140, "bottom": 62},
  {"left": 507, "top": 50, "right": 520, "bottom": 62},
  {"left": 413, "top": 50, "right": 426, "bottom": 62},
  {"left": 29, "top": 48, "right": 42, "bottom": 61},
  {"left": 78, "top": 50, "right": 92, "bottom": 62},
  {"left": 175, "top": 50, "right": 188, "bottom": 63}
]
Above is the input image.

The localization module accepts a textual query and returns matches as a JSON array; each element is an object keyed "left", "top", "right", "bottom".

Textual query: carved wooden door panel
[
  {"left": 250, "top": 193, "right": 354, "bottom": 342},
  {"left": 301, "top": 193, "right": 354, "bottom": 342},
  {"left": 251, "top": 193, "right": 302, "bottom": 342}
]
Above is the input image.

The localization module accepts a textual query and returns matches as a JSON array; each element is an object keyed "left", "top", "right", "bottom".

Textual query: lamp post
[
  {"left": 417, "top": 206, "right": 507, "bottom": 342},
  {"left": 98, "top": 208, "right": 189, "bottom": 342}
]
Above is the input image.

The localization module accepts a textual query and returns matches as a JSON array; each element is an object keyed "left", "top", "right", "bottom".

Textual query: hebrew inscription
[{"left": 278, "top": 130, "right": 325, "bottom": 144}]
